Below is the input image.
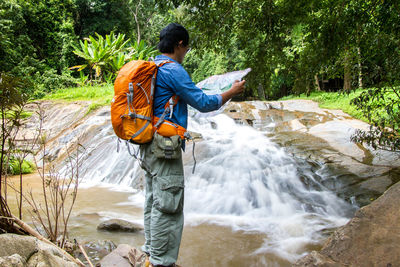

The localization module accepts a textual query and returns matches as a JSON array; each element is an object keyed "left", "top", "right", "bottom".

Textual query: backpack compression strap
[{"left": 153, "top": 95, "right": 179, "bottom": 129}]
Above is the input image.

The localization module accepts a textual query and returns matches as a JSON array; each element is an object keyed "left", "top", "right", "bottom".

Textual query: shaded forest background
[
  {"left": 1, "top": 0, "right": 398, "bottom": 98},
  {"left": 0, "top": 0, "right": 399, "bottom": 150}
]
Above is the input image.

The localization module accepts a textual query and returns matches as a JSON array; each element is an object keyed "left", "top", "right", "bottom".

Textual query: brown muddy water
[{"left": 6, "top": 174, "right": 296, "bottom": 267}]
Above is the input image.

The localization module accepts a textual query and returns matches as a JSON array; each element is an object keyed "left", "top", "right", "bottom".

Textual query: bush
[
  {"left": 10, "top": 57, "right": 78, "bottom": 99},
  {"left": 32, "top": 69, "right": 77, "bottom": 98},
  {"left": 350, "top": 86, "right": 400, "bottom": 151},
  {"left": 8, "top": 159, "right": 36, "bottom": 175}
]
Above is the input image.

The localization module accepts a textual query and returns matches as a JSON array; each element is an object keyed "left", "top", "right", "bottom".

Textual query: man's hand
[{"left": 221, "top": 80, "right": 246, "bottom": 105}]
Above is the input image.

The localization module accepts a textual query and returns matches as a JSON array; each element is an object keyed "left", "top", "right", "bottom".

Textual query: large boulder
[
  {"left": 97, "top": 219, "right": 144, "bottom": 233},
  {"left": 294, "top": 181, "right": 400, "bottom": 266},
  {"left": 0, "top": 234, "right": 79, "bottom": 267}
]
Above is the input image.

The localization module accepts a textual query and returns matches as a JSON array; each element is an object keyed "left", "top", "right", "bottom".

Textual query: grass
[
  {"left": 42, "top": 84, "right": 114, "bottom": 114},
  {"left": 279, "top": 89, "right": 367, "bottom": 121},
  {"left": 43, "top": 84, "right": 113, "bottom": 101}
]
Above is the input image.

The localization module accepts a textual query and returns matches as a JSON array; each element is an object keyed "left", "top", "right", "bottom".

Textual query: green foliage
[
  {"left": 0, "top": 73, "right": 30, "bottom": 109},
  {"left": 32, "top": 69, "right": 77, "bottom": 98},
  {"left": 127, "top": 40, "right": 158, "bottom": 61},
  {"left": 270, "top": 69, "right": 294, "bottom": 99},
  {"left": 0, "top": 0, "right": 78, "bottom": 97},
  {"left": 74, "top": 0, "right": 133, "bottom": 37},
  {"left": 184, "top": 49, "right": 229, "bottom": 83},
  {"left": 70, "top": 31, "right": 130, "bottom": 81},
  {"left": 0, "top": 0, "right": 32, "bottom": 73},
  {"left": 351, "top": 86, "right": 400, "bottom": 152},
  {"left": 70, "top": 32, "right": 157, "bottom": 84},
  {"left": 8, "top": 158, "right": 36, "bottom": 175}
]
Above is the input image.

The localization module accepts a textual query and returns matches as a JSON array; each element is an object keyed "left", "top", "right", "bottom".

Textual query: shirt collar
[{"left": 155, "top": 54, "right": 180, "bottom": 64}]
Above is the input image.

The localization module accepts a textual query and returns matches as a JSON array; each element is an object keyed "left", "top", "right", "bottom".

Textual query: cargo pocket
[{"left": 153, "top": 175, "right": 184, "bottom": 214}]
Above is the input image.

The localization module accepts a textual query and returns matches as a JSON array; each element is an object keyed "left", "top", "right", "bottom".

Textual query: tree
[{"left": 0, "top": 73, "right": 30, "bottom": 233}]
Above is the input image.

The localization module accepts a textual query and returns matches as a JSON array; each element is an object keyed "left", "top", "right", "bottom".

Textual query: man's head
[{"left": 158, "top": 23, "right": 190, "bottom": 63}]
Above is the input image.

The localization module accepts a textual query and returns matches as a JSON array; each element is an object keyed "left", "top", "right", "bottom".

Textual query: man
[{"left": 140, "top": 23, "right": 245, "bottom": 267}]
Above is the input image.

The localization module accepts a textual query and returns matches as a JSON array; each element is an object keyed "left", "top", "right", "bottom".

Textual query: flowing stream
[
  {"left": 9, "top": 70, "right": 361, "bottom": 266},
  {"left": 63, "top": 107, "right": 356, "bottom": 265}
]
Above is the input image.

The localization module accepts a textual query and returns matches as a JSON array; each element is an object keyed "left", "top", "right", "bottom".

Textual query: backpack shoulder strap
[{"left": 156, "top": 60, "right": 174, "bottom": 68}]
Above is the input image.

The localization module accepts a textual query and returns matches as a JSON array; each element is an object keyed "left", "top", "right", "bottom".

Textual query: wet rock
[
  {"left": 0, "top": 234, "right": 79, "bottom": 267},
  {"left": 98, "top": 244, "right": 146, "bottom": 267},
  {"left": 359, "top": 175, "right": 392, "bottom": 194},
  {"left": 289, "top": 119, "right": 307, "bottom": 132},
  {"left": 307, "top": 120, "right": 368, "bottom": 162},
  {"left": 293, "top": 251, "right": 343, "bottom": 267},
  {"left": 73, "top": 240, "right": 116, "bottom": 266},
  {"left": 97, "top": 219, "right": 144, "bottom": 233},
  {"left": 0, "top": 234, "right": 38, "bottom": 263},
  {"left": 0, "top": 254, "right": 25, "bottom": 267},
  {"left": 294, "top": 181, "right": 400, "bottom": 266},
  {"left": 98, "top": 244, "right": 132, "bottom": 267},
  {"left": 22, "top": 101, "right": 90, "bottom": 142}
]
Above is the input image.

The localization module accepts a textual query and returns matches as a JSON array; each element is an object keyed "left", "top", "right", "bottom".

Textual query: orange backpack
[{"left": 111, "top": 59, "right": 187, "bottom": 144}]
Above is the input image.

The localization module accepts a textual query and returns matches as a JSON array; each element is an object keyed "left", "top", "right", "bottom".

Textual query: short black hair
[{"left": 158, "top": 23, "right": 189, "bottom": 53}]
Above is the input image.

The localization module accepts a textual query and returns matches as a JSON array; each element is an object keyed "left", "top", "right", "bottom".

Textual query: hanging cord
[
  {"left": 124, "top": 140, "right": 152, "bottom": 174},
  {"left": 117, "top": 138, "right": 121, "bottom": 153},
  {"left": 191, "top": 141, "right": 196, "bottom": 174},
  {"left": 184, "top": 132, "right": 196, "bottom": 174}
]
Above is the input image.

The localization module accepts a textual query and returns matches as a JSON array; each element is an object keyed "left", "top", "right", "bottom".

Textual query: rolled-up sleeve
[{"left": 165, "top": 65, "right": 222, "bottom": 112}]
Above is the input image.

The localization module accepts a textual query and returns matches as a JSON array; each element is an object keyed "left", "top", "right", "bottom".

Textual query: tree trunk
[
  {"left": 357, "top": 46, "right": 363, "bottom": 89},
  {"left": 257, "top": 83, "right": 265, "bottom": 100},
  {"left": 131, "top": 0, "right": 142, "bottom": 44},
  {"left": 343, "top": 48, "right": 352, "bottom": 91},
  {"left": 314, "top": 74, "right": 321, "bottom": 91}
]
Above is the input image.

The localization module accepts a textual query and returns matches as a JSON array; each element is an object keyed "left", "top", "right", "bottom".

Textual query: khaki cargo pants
[{"left": 139, "top": 139, "right": 184, "bottom": 266}]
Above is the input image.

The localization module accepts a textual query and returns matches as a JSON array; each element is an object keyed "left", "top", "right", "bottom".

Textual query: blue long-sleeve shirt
[{"left": 154, "top": 55, "right": 222, "bottom": 130}]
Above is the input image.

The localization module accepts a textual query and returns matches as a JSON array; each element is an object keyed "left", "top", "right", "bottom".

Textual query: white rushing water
[
  {"left": 62, "top": 69, "right": 354, "bottom": 263},
  {"left": 71, "top": 109, "right": 354, "bottom": 263},
  {"left": 183, "top": 113, "right": 352, "bottom": 261}
]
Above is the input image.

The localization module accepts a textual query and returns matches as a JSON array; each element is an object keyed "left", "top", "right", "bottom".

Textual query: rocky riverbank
[
  {"left": 225, "top": 100, "right": 400, "bottom": 207},
  {"left": 5, "top": 99, "right": 399, "bottom": 266},
  {"left": 0, "top": 234, "right": 79, "bottom": 267},
  {"left": 294, "top": 180, "right": 400, "bottom": 266}
]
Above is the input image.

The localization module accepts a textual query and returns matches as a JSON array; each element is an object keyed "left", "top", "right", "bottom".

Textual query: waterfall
[
  {"left": 183, "top": 113, "right": 353, "bottom": 261},
  {"left": 72, "top": 109, "right": 353, "bottom": 261},
  {"left": 54, "top": 70, "right": 354, "bottom": 262},
  {"left": 64, "top": 69, "right": 354, "bottom": 262}
]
